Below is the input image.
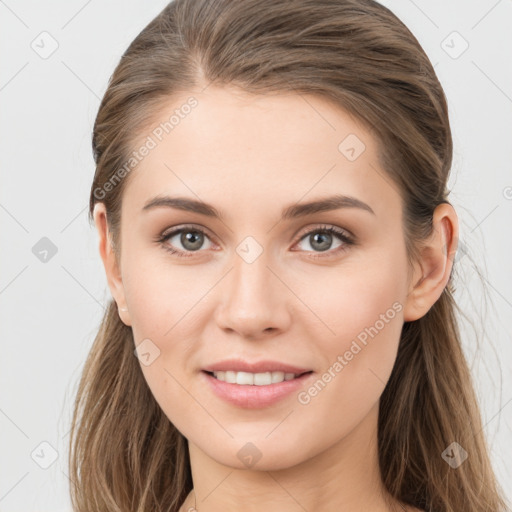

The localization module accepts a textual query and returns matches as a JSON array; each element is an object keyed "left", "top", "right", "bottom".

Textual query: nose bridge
[
  {"left": 231, "top": 247, "right": 271, "bottom": 303},
  {"left": 214, "top": 240, "right": 290, "bottom": 337}
]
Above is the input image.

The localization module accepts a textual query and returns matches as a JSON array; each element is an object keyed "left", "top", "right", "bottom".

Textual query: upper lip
[{"left": 202, "top": 359, "right": 312, "bottom": 375}]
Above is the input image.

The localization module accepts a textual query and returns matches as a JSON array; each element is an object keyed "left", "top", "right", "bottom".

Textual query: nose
[{"left": 214, "top": 248, "right": 292, "bottom": 340}]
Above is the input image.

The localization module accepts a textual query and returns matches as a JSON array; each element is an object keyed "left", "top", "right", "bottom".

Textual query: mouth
[
  {"left": 203, "top": 370, "right": 314, "bottom": 385},
  {"left": 201, "top": 369, "right": 315, "bottom": 409}
]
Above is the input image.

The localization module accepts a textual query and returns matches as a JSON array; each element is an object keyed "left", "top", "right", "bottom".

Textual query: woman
[{"left": 68, "top": 0, "right": 509, "bottom": 510}]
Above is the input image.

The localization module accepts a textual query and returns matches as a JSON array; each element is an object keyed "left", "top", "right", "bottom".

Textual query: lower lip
[{"left": 201, "top": 371, "right": 314, "bottom": 409}]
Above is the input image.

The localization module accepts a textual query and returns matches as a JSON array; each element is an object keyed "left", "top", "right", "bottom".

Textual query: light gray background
[{"left": 1, "top": 0, "right": 511, "bottom": 510}]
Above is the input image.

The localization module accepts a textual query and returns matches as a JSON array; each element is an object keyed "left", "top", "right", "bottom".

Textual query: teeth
[{"left": 212, "top": 370, "right": 298, "bottom": 385}]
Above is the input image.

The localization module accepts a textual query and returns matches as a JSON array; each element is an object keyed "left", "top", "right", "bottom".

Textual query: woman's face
[{"left": 99, "top": 86, "right": 419, "bottom": 470}]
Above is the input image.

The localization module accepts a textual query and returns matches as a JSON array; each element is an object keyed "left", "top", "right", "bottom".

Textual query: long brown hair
[{"left": 69, "top": 0, "right": 509, "bottom": 510}]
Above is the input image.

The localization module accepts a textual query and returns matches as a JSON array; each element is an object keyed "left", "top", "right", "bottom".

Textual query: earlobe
[
  {"left": 402, "top": 203, "right": 459, "bottom": 322},
  {"left": 92, "top": 203, "right": 132, "bottom": 326}
]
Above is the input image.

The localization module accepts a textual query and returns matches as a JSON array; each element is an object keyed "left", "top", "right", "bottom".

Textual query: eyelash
[{"left": 155, "top": 224, "right": 355, "bottom": 260}]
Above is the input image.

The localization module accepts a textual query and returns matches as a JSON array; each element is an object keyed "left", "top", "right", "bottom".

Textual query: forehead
[{"left": 121, "top": 86, "right": 400, "bottom": 223}]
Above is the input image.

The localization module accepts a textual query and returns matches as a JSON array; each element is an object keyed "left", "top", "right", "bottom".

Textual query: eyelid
[
  {"left": 159, "top": 223, "right": 216, "bottom": 242},
  {"left": 294, "top": 223, "right": 354, "bottom": 243}
]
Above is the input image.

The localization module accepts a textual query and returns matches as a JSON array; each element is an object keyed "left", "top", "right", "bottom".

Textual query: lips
[
  {"left": 202, "top": 370, "right": 315, "bottom": 408},
  {"left": 202, "top": 358, "right": 312, "bottom": 375}
]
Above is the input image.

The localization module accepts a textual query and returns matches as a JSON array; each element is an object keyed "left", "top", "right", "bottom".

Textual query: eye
[
  {"left": 156, "top": 225, "right": 214, "bottom": 258},
  {"left": 293, "top": 225, "right": 355, "bottom": 258},
  {"left": 155, "top": 223, "right": 355, "bottom": 259}
]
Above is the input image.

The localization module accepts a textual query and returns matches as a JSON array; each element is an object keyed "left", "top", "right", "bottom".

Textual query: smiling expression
[{"left": 103, "top": 84, "right": 415, "bottom": 469}]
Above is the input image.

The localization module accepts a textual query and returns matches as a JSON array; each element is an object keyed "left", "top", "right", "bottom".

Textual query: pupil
[
  {"left": 182, "top": 231, "right": 203, "bottom": 250},
  {"left": 312, "top": 232, "right": 331, "bottom": 251}
]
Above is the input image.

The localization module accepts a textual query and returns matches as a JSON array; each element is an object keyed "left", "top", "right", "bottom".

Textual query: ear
[
  {"left": 403, "top": 203, "right": 459, "bottom": 322},
  {"left": 93, "top": 202, "right": 132, "bottom": 326}
]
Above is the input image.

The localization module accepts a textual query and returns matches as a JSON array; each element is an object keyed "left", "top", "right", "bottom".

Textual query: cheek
[
  {"left": 120, "top": 250, "right": 215, "bottom": 405},
  {"left": 330, "top": 275, "right": 404, "bottom": 357},
  {"left": 122, "top": 247, "right": 202, "bottom": 340},
  {"left": 289, "top": 294, "right": 404, "bottom": 456},
  {"left": 296, "top": 254, "right": 405, "bottom": 352},
  {"left": 293, "top": 252, "right": 405, "bottom": 385},
  {"left": 121, "top": 254, "right": 204, "bottom": 433},
  {"left": 293, "top": 255, "right": 406, "bottom": 427}
]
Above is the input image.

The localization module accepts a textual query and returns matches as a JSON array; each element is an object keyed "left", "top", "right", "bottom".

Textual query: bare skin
[{"left": 94, "top": 85, "right": 457, "bottom": 512}]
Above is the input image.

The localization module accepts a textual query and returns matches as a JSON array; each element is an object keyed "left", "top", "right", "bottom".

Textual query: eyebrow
[{"left": 142, "top": 193, "right": 375, "bottom": 220}]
